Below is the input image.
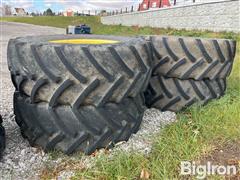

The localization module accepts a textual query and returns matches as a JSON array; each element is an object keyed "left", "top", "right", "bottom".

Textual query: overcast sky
[{"left": 2, "top": 0, "right": 143, "bottom": 13}]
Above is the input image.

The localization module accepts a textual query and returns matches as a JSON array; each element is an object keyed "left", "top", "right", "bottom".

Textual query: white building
[{"left": 13, "top": 8, "right": 26, "bottom": 16}]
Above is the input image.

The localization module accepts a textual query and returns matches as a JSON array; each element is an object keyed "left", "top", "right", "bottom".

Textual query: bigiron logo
[{"left": 180, "top": 161, "right": 239, "bottom": 179}]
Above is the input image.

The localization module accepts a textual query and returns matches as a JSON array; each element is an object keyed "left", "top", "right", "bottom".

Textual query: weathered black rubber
[
  {"left": 148, "top": 36, "right": 236, "bottom": 80},
  {"left": 8, "top": 35, "right": 152, "bottom": 107},
  {"left": 14, "top": 92, "right": 145, "bottom": 155},
  {"left": 144, "top": 75, "right": 226, "bottom": 112},
  {"left": 0, "top": 115, "right": 6, "bottom": 158}
]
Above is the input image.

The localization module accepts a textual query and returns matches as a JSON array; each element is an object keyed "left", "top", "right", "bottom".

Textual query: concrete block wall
[{"left": 101, "top": 0, "right": 240, "bottom": 32}]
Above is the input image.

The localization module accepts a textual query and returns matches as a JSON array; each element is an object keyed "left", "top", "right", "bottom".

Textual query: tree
[
  {"left": 43, "top": 8, "right": 54, "bottom": 16},
  {"left": 99, "top": 10, "right": 107, "bottom": 16},
  {"left": 2, "top": 4, "right": 12, "bottom": 16},
  {"left": 100, "top": 10, "right": 106, "bottom": 14}
]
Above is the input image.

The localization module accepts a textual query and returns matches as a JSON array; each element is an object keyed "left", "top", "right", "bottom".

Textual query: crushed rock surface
[
  {"left": 113, "top": 108, "right": 177, "bottom": 154},
  {"left": 0, "top": 22, "right": 176, "bottom": 180}
]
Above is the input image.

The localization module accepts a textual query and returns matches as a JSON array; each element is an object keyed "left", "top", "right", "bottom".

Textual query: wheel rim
[{"left": 49, "top": 39, "right": 120, "bottom": 44}]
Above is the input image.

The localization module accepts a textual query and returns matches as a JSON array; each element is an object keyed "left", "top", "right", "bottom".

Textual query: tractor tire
[
  {"left": 8, "top": 35, "right": 152, "bottom": 107},
  {"left": 14, "top": 92, "right": 145, "bottom": 155},
  {"left": 148, "top": 36, "right": 236, "bottom": 80},
  {"left": 0, "top": 115, "right": 6, "bottom": 158},
  {"left": 144, "top": 75, "right": 226, "bottom": 112}
]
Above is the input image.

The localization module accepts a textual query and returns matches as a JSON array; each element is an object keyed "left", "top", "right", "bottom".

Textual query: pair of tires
[
  {"left": 144, "top": 36, "right": 236, "bottom": 112},
  {"left": 8, "top": 35, "right": 152, "bottom": 155},
  {"left": 7, "top": 35, "right": 236, "bottom": 155}
]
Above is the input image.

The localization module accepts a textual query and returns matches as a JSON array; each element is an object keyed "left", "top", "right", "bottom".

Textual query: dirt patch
[
  {"left": 200, "top": 141, "right": 240, "bottom": 165},
  {"left": 199, "top": 141, "right": 240, "bottom": 179}
]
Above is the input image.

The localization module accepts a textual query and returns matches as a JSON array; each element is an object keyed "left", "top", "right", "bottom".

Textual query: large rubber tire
[
  {"left": 0, "top": 115, "right": 6, "bottom": 158},
  {"left": 148, "top": 36, "right": 236, "bottom": 80},
  {"left": 144, "top": 75, "right": 226, "bottom": 112},
  {"left": 8, "top": 35, "right": 152, "bottom": 107},
  {"left": 14, "top": 92, "right": 145, "bottom": 155}
]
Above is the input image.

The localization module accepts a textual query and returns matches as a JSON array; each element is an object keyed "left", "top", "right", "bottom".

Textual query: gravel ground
[
  {"left": 113, "top": 109, "right": 176, "bottom": 154},
  {"left": 0, "top": 22, "right": 176, "bottom": 179}
]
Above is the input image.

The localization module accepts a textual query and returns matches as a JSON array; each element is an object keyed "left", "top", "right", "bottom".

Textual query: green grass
[
  {"left": 2, "top": 16, "right": 239, "bottom": 39},
  {"left": 3, "top": 16, "right": 240, "bottom": 179}
]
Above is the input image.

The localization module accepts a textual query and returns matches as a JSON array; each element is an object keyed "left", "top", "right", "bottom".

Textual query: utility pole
[
  {"left": 174, "top": 0, "right": 177, "bottom": 5},
  {"left": 159, "top": 0, "right": 162, "bottom": 8}
]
